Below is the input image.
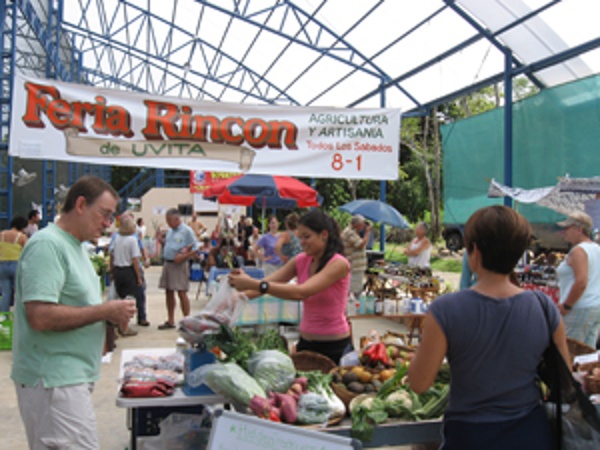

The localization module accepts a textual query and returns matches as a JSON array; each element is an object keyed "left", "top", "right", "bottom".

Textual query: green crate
[{"left": 0, "top": 312, "right": 13, "bottom": 350}]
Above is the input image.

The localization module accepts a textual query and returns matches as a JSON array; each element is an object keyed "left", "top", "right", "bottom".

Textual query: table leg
[{"left": 130, "top": 407, "right": 137, "bottom": 450}]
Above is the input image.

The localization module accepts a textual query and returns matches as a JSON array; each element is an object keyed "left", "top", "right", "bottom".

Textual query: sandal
[
  {"left": 158, "top": 321, "right": 176, "bottom": 330},
  {"left": 118, "top": 328, "right": 138, "bottom": 337}
]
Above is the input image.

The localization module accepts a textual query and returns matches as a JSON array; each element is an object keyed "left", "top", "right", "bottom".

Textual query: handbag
[{"left": 535, "top": 292, "right": 600, "bottom": 450}]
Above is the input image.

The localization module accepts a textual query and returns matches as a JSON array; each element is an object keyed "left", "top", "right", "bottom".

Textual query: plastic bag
[
  {"left": 340, "top": 350, "right": 360, "bottom": 367},
  {"left": 202, "top": 281, "right": 246, "bottom": 323},
  {"left": 246, "top": 350, "right": 296, "bottom": 394},
  {"left": 191, "top": 362, "right": 265, "bottom": 410},
  {"left": 159, "top": 411, "right": 212, "bottom": 450},
  {"left": 107, "top": 282, "right": 118, "bottom": 301},
  {"left": 545, "top": 403, "right": 600, "bottom": 449},
  {"left": 178, "top": 282, "right": 247, "bottom": 345}
]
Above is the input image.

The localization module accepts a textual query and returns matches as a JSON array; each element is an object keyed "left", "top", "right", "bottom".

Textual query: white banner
[
  {"left": 488, "top": 178, "right": 595, "bottom": 216},
  {"left": 10, "top": 75, "right": 400, "bottom": 180}
]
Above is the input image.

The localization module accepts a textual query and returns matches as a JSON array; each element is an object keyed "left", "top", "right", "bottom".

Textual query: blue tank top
[
  {"left": 281, "top": 231, "right": 302, "bottom": 258},
  {"left": 429, "top": 289, "right": 559, "bottom": 423}
]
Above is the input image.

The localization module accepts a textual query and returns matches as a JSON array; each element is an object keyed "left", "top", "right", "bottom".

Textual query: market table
[
  {"left": 520, "top": 283, "right": 560, "bottom": 303},
  {"left": 116, "top": 349, "right": 443, "bottom": 449},
  {"left": 116, "top": 348, "right": 226, "bottom": 450},
  {"left": 327, "top": 418, "right": 442, "bottom": 447}
]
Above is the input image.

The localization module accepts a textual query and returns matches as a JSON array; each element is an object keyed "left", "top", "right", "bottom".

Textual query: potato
[
  {"left": 358, "top": 371, "right": 373, "bottom": 384},
  {"left": 348, "top": 382, "right": 366, "bottom": 393},
  {"left": 342, "top": 371, "right": 359, "bottom": 384}
]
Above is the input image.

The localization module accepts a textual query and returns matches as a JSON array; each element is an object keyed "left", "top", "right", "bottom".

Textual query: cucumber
[{"left": 414, "top": 384, "right": 450, "bottom": 420}]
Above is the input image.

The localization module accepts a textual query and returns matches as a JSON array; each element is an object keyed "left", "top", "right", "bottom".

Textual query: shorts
[
  {"left": 296, "top": 336, "right": 353, "bottom": 365},
  {"left": 159, "top": 261, "right": 190, "bottom": 291},
  {"left": 15, "top": 381, "right": 99, "bottom": 450},
  {"left": 562, "top": 306, "right": 600, "bottom": 348}
]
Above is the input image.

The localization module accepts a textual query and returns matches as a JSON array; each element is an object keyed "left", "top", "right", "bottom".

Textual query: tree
[{"left": 401, "top": 111, "right": 443, "bottom": 240}]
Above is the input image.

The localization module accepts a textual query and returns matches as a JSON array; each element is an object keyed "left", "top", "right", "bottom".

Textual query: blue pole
[
  {"left": 504, "top": 50, "right": 513, "bottom": 207},
  {"left": 379, "top": 81, "right": 387, "bottom": 252}
]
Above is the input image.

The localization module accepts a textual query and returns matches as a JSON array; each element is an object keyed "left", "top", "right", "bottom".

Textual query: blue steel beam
[
  {"left": 309, "top": 4, "right": 448, "bottom": 108},
  {"left": 198, "top": 0, "right": 418, "bottom": 106},
  {"left": 62, "top": 13, "right": 299, "bottom": 104},
  {"left": 443, "top": 0, "right": 558, "bottom": 91},
  {"left": 104, "top": 0, "right": 298, "bottom": 103},
  {"left": 503, "top": 49, "right": 514, "bottom": 203},
  {"left": 349, "top": 0, "right": 559, "bottom": 109},
  {"left": 379, "top": 80, "right": 387, "bottom": 252},
  {"left": 67, "top": 29, "right": 256, "bottom": 103},
  {"left": 15, "top": 0, "right": 72, "bottom": 80},
  {"left": 193, "top": 1, "right": 383, "bottom": 77},
  {"left": 404, "top": 35, "right": 600, "bottom": 116},
  {"left": 0, "top": 0, "right": 18, "bottom": 226}
]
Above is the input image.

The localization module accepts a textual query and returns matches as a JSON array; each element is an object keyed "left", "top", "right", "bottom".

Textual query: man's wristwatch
[
  {"left": 259, "top": 280, "right": 269, "bottom": 294},
  {"left": 563, "top": 303, "right": 572, "bottom": 311}
]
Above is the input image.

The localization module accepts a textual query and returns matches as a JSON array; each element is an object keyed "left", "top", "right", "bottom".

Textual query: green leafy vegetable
[
  {"left": 205, "top": 324, "right": 288, "bottom": 369},
  {"left": 350, "top": 397, "right": 388, "bottom": 442},
  {"left": 376, "top": 360, "right": 408, "bottom": 399}
]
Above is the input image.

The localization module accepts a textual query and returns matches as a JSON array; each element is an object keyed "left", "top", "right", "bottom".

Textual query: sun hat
[{"left": 557, "top": 211, "right": 593, "bottom": 233}]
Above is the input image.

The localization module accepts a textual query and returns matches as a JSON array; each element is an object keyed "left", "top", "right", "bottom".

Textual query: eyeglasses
[{"left": 96, "top": 206, "right": 116, "bottom": 223}]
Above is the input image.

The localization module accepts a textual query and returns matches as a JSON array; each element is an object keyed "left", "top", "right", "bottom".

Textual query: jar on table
[{"left": 383, "top": 298, "right": 397, "bottom": 315}]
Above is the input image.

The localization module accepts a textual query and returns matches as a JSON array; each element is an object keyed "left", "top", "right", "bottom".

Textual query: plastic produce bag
[
  {"left": 192, "top": 362, "right": 265, "bottom": 410},
  {"left": 296, "top": 392, "right": 331, "bottom": 425},
  {"left": 246, "top": 350, "right": 296, "bottom": 394},
  {"left": 545, "top": 403, "right": 600, "bottom": 449},
  {"left": 159, "top": 411, "right": 212, "bottom": 450},
  {"left": 202, "top": 281, "right": 246, "bottom": 323},
  {"left": 178, "top": 282, "right": 247, "bottom": 345}
]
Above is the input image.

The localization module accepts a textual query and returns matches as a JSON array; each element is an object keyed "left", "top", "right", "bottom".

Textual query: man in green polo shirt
[{"left": 11, "top": 176, "right": 137, "bottom": 450}]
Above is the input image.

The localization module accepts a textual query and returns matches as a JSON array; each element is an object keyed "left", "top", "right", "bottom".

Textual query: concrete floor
[{"left": 0, "top": 266, "right": 459, "bottom": 449}]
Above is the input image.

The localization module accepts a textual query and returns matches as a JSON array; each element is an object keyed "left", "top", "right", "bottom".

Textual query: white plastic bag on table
[{"left": 178, "top": 282, "right": 247, "bottom": 345}]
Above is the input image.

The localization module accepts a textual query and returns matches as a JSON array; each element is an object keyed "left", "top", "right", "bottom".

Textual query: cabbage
[
  {"left": 296, "top": 392, "right": 330, "bottom": 424},
  {"left": 198, "top": 362, "right": 265, "bottom": 408},
  {"left": 246, "top": 350, "right": 296, "bottom": 393}
]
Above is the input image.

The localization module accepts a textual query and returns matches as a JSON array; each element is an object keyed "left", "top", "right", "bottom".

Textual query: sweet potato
[{"left": 274, "top": 393, "right": 298, "bottom": 424}]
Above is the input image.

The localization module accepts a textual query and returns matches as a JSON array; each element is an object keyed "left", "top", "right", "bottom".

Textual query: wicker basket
[
  {"left": 329, "top": 366, "right": 383, "bottom": 409},
  {"left": 575, "top": 360, "right": 600, "bottom": 373},
  {"left": 291, "top": 351, "right": 337, "bottom": 374},
  {"left": 567, "top": 337, "right": 596, "bottom": 363},
  {"left": 585, "top": 375, "right": 600, "bottom": 394}
]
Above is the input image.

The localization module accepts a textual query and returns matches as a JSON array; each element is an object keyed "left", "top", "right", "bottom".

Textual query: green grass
[{"left": 430, "top": 257, "right": 462, "bottom": 273}]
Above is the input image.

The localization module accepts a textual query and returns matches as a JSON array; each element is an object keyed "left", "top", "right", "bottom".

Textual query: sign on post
[{"left": 207, "top": 409, "right": 362, "bottom": 450}]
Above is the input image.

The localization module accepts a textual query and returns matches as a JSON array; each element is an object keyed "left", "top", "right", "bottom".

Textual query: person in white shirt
[
  {"left": 136, "top": 217, "right": 147, "bottom": 239},
  {"left": 24, "top": 210, "right": 41, "bottom": 237},
  {"left": 404, "top": 222, "right": 432, "bottom": 267}
]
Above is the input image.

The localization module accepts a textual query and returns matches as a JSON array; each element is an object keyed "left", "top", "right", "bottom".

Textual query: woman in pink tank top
[{"left": 229, "top": 209, "right": 352, "bottom": 364}]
